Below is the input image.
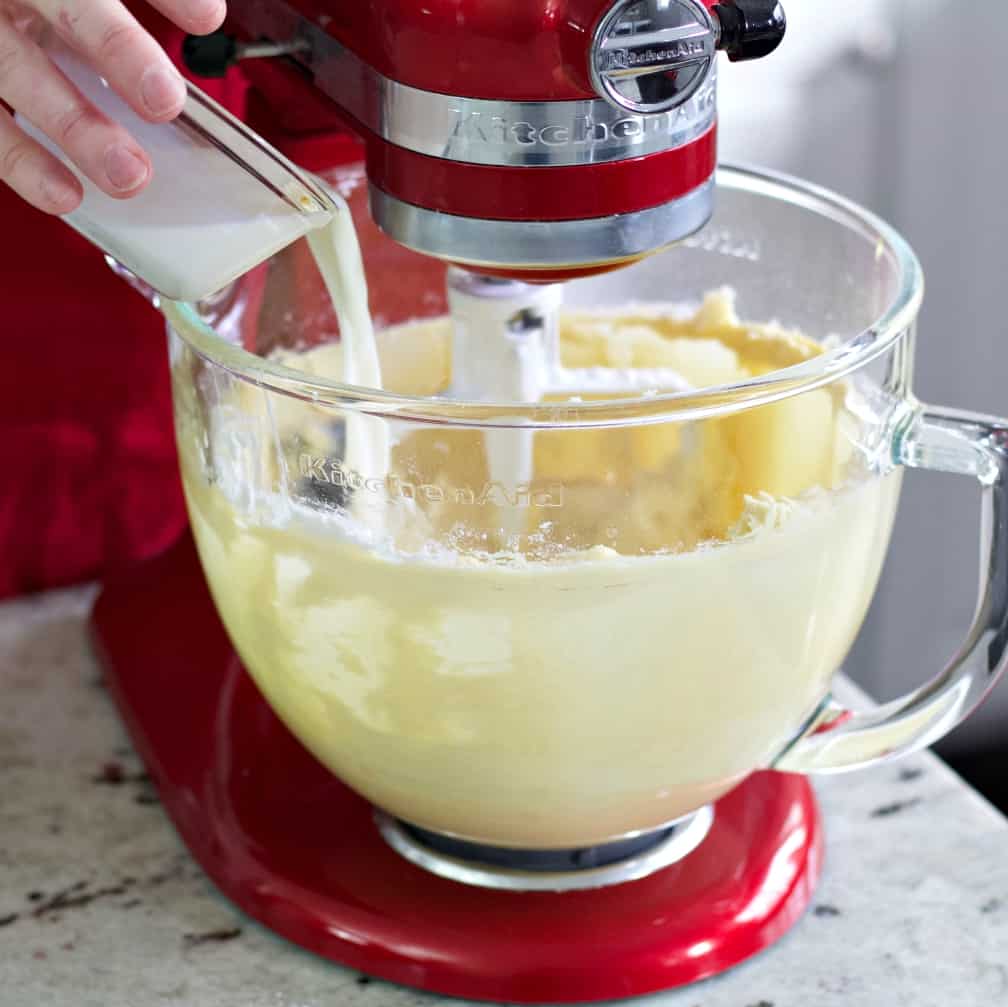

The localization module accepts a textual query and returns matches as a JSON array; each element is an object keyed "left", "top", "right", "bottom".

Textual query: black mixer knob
[
  {"left": 182, "top": 32, "right": 312, "bottom": 79},
  {"left": 714, "top": 0, "right": 787, "bottom": 61},
  {"left": 182, "top": 31, "right": 238, "bottom": 78}
]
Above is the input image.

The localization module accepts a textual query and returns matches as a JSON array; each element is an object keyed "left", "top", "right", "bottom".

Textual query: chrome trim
[
  {"left": 375, "top": 806, "right": 715, "bottom": 892},
  {"left": 234, "top": 38, "right": 310, "bottom": 61},
  {"left": 229, "top": 0, "right": 716, "bottom": 167},
  {"left": 368, "top": 178, "right": 715, "bottom": 269},
  {"left": 371, "top": 77, "right": 717, "bottom": 168}
]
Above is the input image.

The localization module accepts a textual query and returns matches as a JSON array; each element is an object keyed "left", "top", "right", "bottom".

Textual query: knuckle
[
  {"left": 0, "top": 42, "right": 23, "bottom": 87},
  {"left": 0, "top": 139, "right": 32, "bottom": 183},
  {"left": 55, "top": 6, "right": 84, "bottom": 39},
  {"left": 53, "top": 102, "right": 90, "bottom": 146},
  {"left": 96, "top": 20, "right": 142, "bottom": 63}
]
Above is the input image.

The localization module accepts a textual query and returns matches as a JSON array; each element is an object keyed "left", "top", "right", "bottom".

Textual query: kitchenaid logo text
[
  {"left": 299, "top": 454, "right": 564, "bottom": 509},
  {"left": 447, "top": 84, "right": 714, "bottom": 150},
  {"left": 682, "top": 226, "right": 761, "bottom": 262},
  {"left": 603, "top": 40, "right": 707, "bottom": 70}
]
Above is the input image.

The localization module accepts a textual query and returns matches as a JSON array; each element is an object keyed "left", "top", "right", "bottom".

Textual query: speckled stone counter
[{"left": 2, "top": 584, "right": 1007, "bottom": 1007}]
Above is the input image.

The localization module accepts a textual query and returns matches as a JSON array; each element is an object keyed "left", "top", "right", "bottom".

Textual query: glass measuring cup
[
  {"left": 159, "top": 164, "right": 1008, "bottom": 856},
  {"left": 17, "top": 43, "right": 336, "bottom": 303}
]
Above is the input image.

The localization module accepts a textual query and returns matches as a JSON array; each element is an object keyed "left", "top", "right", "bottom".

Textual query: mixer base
[{"left": 90, "top": 533, "right": 824, "bottom": 1004}]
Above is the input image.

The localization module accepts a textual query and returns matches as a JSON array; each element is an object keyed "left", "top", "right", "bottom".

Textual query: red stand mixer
[{"left": 89, "top": 2, "right": 834, "bottom": 1001}]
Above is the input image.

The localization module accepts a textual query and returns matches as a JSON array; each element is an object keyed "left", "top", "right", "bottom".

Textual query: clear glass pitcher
[
  {"left": 18, "top": 42, "right": 335, "bottom": 303},
  {"left": 160, "top": 165, "right": 1008, "bottom": 851}
]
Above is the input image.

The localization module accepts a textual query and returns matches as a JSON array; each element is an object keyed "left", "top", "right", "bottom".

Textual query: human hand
[{"left": 0, "top": 0, "right": 225, "bottom": 214}]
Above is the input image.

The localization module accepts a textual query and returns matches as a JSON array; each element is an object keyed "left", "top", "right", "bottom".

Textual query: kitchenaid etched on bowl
[{"left": 160, "top": 165, "right": 1008, "bottom": 887}]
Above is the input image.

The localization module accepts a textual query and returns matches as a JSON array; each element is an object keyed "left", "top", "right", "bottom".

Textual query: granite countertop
[{"left": 2, "top": 585, "right": 1008, "bottom": 1007}]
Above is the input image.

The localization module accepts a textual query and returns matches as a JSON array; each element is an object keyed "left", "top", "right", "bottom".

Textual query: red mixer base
[{"left": 90, "top": 534, "right": 824, "bottom": 1004}]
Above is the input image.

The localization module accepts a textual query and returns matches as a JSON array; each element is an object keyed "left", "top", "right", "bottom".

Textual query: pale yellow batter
[{"left": 173, "top": 292, "right": 899, "bottom": 847}]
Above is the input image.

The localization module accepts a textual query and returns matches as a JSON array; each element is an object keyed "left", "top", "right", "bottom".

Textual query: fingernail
[
  {"left": 140, "top": 66, "right": 186, "bottom": 119},
  {"left": 104, "top": 144, "right": 149, "bottom": 192},
  {"left": 40, "top": 168, "right": 82, "bottom": 214}
]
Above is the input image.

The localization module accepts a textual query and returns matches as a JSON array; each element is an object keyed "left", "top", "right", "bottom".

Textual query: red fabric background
[{"left": 0, "top": 14, "right": 249, "bottom": 599}]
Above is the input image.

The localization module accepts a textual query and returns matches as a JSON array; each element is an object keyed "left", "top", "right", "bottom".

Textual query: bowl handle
[{"left": 775, "top": 404, "right": 1008, "bottom": 773}]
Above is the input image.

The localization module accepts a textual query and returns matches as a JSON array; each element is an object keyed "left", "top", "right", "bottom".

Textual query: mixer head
[{"left": 183, "top": 0, "right": 785, "bottom": 282}]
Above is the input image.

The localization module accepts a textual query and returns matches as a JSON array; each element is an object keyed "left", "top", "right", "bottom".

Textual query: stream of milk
[{"left": 306, "top": 204, "right": 389, "bottom": 498}]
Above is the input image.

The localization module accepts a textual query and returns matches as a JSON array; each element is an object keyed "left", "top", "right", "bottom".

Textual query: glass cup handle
[{"left": 775, "top": 403, "right": 1008, "bottom": 773}]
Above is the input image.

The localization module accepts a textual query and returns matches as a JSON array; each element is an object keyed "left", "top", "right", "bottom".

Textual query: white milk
[{"left": 306, "top": 208, "right": 389, "bottom": 496}]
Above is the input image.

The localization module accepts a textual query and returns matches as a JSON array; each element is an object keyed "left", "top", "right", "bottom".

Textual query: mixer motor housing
[{"left": 186, "top": 0, "right": 786, "bottom": 280}]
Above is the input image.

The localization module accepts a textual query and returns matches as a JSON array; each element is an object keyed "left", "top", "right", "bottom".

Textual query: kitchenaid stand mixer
[{"left": 82, "top": 0, "right": 1008, "bottom": 1001}]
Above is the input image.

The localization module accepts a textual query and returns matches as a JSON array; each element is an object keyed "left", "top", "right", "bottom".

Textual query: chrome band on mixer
[
  {"left": 363, "top": 77, "right": 717, "bottom": 168},
  {"left": 368, "top": 178, "right": 715, "bottom": 268},
  {"left": 229, "top": 0, "right": 717, "bottom": 168}
]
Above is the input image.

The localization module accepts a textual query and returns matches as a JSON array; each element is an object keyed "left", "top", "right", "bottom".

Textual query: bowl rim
[{"left": 162, "top": 164, "right": 924, "bottom": 430}]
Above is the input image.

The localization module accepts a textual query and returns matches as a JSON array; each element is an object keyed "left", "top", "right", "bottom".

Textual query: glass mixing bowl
[{"left": 160, "top": 165, "right": 1008, "bottom": 854}]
